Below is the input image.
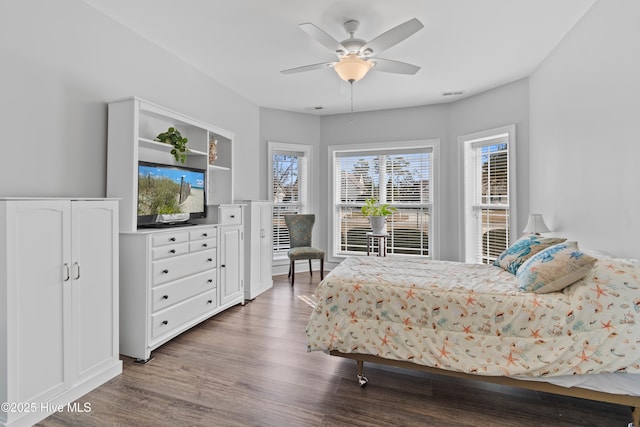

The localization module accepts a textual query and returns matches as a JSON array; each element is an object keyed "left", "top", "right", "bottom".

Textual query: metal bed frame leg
[
  {"left": 356, "top": 359, "right": 369, "bottom": 387},
  {"left": 630, "top": 406, "right": 640, "bottom": 427}
]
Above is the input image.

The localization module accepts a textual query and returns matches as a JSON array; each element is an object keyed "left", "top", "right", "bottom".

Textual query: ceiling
[{"left": 82, "top": 0, "right": 595, "bottom": 115}]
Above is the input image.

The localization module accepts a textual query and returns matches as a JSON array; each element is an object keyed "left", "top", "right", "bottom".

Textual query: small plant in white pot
[{"left": 361, "top": 198, "right": 396, "bottom": 234}]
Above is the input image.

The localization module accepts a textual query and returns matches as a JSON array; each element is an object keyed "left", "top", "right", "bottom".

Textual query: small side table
[{"left": 366, "top": 232, "right": 389, "bottom": 257}]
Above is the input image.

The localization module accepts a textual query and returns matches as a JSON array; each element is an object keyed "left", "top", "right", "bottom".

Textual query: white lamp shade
[
  {"left": 334, "top": 54, "right": 373, "bottom": 82},
  {"left": 523, "top": 214, "right": 550, "bottom": 234}
]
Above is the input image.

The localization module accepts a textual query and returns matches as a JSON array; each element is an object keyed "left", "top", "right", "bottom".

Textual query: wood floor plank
[{"left": 38, "top": 272, "right": 633, "bottom": 427}]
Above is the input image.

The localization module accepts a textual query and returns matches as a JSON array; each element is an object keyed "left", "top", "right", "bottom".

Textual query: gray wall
[
  {"left": 449, "top": 78, "right": 530, "bottom": 261},
  {"left": 318, "top": 79, "right": 529, "bottom": 263},
  {"left": 0, "top": 0, "right": 260, "bottom": 200},
  {"left": 530, "top": 0, "right": 640, "bottom": 259}
]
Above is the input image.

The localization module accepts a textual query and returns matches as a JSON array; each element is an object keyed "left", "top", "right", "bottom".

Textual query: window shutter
[
  {"left": 469, "top": 137, "right": 511, "bottom": 263},
  {"left": 334, "top": 147, "right": 433, "bottom": 256},
  {"left": 272, "top": 151, "right": 304, "bottom": 260}
]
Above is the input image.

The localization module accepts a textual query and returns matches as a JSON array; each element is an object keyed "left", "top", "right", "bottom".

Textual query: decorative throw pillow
[
  {"left": 516, "top": 242, "right": 597, "bottom": 293},
  {"left": 493, "top": 233, "right": 567, "bottom": 275}
]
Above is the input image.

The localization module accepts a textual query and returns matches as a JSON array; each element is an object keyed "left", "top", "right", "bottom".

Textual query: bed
[{"left": 305, "top": 239, "right": 640, "bottom": 426}]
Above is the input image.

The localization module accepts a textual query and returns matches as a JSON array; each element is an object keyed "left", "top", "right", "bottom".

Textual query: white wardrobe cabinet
[
  {"left": 238, "top": 200, "right": 273, "bottom": 300},
  {"left": 0, "top": 198, "right": 121, "bottom": 427}
]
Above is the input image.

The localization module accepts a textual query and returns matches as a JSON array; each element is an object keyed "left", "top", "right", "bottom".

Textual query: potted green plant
[
  {"left": 155, "top": 127, "right": 188, "bottom": 163},
  {"left": 361, "top": 198, "right": 396, "bottom": 234}
]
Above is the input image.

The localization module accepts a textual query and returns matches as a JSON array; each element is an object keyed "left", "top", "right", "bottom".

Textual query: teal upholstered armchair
[{"left": 284, "top": 214, "right": 325, "bottom": 286}]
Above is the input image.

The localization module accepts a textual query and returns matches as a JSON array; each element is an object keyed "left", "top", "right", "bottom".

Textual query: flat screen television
[{"left": 137, "top": 161, "right": 207, "bottom": 228}]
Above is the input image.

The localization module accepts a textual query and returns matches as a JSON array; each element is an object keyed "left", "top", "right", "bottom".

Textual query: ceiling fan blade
[
  {"left": 371, "top": 58, "right": 420, "bottom": 75},
  {"left": 360, "top": 18, "right": 424, "bottom": 57},
  {"left": 299, "top": 23, "right": 346, "bottom": 54},
  {"left": 280, "top": 61, "right": 336, "bottom": 75}
]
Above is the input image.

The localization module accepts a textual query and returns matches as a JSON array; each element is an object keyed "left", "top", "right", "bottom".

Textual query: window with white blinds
[
  {"left": 333, "top": 144, "right": 434, "bottom": 257},
  {"left": 269, "top": 143, "right": 310, "bottom": 261},
  {"left": 462, "top": 126, "right": 516, "bottom": 264}
]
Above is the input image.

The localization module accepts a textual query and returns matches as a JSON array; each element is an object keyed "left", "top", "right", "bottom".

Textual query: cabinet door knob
[
  {"left": 162, "top": 269, "right": 169, "bottom": 274},
  {"left": 169, "top": 249, "right": 176, "bottom": 254},
  {"left": 203, "top": 233, "right": 208, "bottom": 237},
  {"left": 207, "top": 300, "right": 213, "bottom": 304},
  {"left": 207, "top": 258, "right": 213, "bottom": 262},
  {"left": 230, "top": 214, "right": 235, "bottom": 218},
  {"left": 221, "top": 264, "right": 226, "bottom": 268},
  {"left": 207, "top": 279, "right": 213, "bottom": 283},
  {"left": 170, "top": 237, "right": 176, "bottom": 242},
  {"left": 161, "top": 320, "right": 168, "bottom": 325},
  {"left": 202, "top": 243, "right": 208, "bottom": 247},
  {"left": 162, "top": 295, "right": 169, "bottom": 300}
]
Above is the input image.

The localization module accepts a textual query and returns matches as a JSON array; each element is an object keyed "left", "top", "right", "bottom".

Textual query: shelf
[
  {"left": 208, "top": 164, "right": 231, "bottom": 171},
  {"left": 139, "top": 137, "right": 207, "bottom": 157}
]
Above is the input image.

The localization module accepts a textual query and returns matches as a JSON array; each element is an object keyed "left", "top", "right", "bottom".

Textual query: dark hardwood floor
[{"left": 40, "top": 272, "right": 632, "bottom": 426}]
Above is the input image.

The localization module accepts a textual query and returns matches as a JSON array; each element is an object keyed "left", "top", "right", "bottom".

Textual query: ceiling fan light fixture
[{"left": 334, "top": 53, "right": 372, "bottom": 82}]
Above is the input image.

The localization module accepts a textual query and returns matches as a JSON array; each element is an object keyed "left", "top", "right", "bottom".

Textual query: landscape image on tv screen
[{"left": 137, "top": 163, "right": 205, "bottom": 218}]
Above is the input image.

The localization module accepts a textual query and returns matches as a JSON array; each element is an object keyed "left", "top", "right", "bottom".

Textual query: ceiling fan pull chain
[{"left": 350, "top": 81, "right": 354, "bottom": 112}]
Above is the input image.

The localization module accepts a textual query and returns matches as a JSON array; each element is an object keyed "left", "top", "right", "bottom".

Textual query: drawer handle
[
  {"left": 162, "top": 295, "right": 169, "bottom": 300},
  {"left": 202, "top": 243, "right": 208, "bottom": 247},
  {"left": 170, "top": 237, "right": 176, "bottom": 242},
  {"left": 169, "top": 249, "right": 176, "bottom": 254},
  {"left": 207, "top": 299, "right": 213, "bottom": 304},
  {"left": 207, "top": 258, "right": 213, "bottom": 262},
  {"left": 162, "top": 269, "right": 169, "bottom": 274},
  {"left": 161, "top": 320, "right": 168, "bottom": 326},
  {"left": 208, "top": 279, "right": 213, "bottom": 283},
  {"left": 230, "top": 214, "right": 235, "bottom": 218},
  {"left": 203, "top": 233, "right": 208, "bottom": 237}
]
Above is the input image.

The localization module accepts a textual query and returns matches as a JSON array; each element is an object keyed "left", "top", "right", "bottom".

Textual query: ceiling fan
[{"left": 281, "top": 18, "right": 424, "bottom": 83}]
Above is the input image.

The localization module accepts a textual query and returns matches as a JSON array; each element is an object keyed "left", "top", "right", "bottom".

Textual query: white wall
[
  {"left": 530, "top": 0, "right": 640, "bottom": 259},
  {"left": 0, "top": 0, "right": 260, "bottom": 200}
]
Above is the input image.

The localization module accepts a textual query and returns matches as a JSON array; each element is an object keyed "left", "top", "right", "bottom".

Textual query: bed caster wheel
[{"left": 357, "top": 374, "right": 368, "bottom": 387}]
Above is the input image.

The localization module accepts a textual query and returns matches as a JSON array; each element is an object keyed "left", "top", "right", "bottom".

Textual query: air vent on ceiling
[
  {"left": 442, "top": 91, "right": 465, "bottom": 97},
  {"left": 305, "top": 106, "right": 325, "bottom": 111}
]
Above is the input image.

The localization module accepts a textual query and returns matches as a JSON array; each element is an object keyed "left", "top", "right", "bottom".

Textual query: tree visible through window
[
  {"left": 269, "top": 143, "right": 309, "bottom": 261},
  {"left": 462, "top": 126, "right": 516, "bottom": 264},
  {"left": 333, "top": 145, "right": 434, "bottom": 257}
]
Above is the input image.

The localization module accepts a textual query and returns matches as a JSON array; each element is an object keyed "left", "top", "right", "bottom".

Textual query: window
[
  {"left": 330, "top": 140, "right": 438, "bottom": 259},
  {"left": 268, "top": 142, "right": 310, "bottom": 261},
  {"left": 462, "top": 125, "right": 516, "bottom": 264}
]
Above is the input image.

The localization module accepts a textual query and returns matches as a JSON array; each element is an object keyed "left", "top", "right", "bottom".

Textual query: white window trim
[
  {"left": 459, "top": 125, "right": 517, "bottom": 263},
  {"left": 328, "top": 139, "right": 440, "bottom": 264},
  {"left": 268, "top": 141, "right": 312, "bottom": 265}
]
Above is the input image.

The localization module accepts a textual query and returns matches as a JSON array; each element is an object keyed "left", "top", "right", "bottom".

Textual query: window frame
[
  {"left": 268, "top": 141, "right": 312, "bottom": 263},
  {"left": 328, "top": 139, "right": 440, "bottom": 262},
  {"left": 460, "top": 125, "right": 517, "bottom": 264}
]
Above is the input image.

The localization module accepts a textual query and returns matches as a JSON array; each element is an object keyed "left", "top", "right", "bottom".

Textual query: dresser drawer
[
  {"left": 150, "top": 289, "right": 218, "bottom": 342},
  {"left": 152, "top": 249, "right": 217, "bottom": 286},
  {"left": 190, "top": 227, "right": 217, "bottom": 241},
  {"left": 151, "top": 270, "right": 216, "bottom": 313},
  {"left": 218, "top": 206, "right": 242, "bottom": 225},
  {"left": 189, "top": 238, "right": 216, "bottom": 252},
  {"left": 152, "top": 231, "right": 189, "bottom": 247},
  {"left": 152, "top": 242, "right": 189, "bottom": 260}
]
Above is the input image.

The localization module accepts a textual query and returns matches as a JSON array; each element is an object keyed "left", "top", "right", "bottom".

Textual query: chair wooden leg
[
  {"left": 320, "top": 258, "right": 324, "bottom": 280},
  {"left": 290, "top": 260, "right": 295, "bottom": 286},
  {"left": 288, "top": 261, "right": 291, "bottom": 278},
  {"left": 309, "top": 259, "right": 312, "bottom": 276}
]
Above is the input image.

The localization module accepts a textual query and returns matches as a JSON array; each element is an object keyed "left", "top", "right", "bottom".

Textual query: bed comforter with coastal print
[{"left": 305, "top": 256, "right": 640, "bottom": 377}]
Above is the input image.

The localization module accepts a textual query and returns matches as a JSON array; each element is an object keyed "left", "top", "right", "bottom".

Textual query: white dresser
[
  {"left": 0, "top": 198, "right": 121, "bottom": 427},
  {"left": 119, "top": 206, "right": 244, "bottom": 362}
]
